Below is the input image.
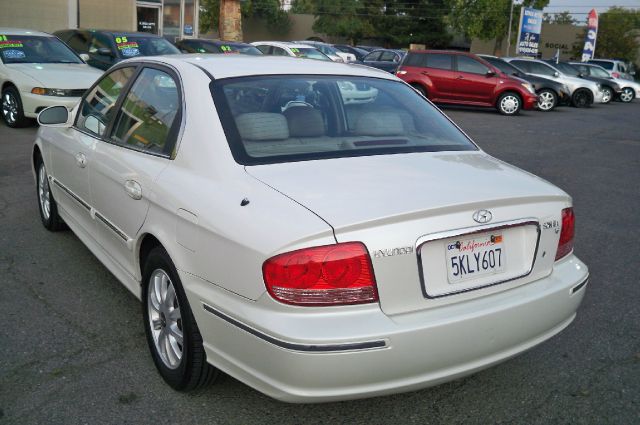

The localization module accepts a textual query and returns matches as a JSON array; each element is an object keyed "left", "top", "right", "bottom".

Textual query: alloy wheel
[
  {"left": 538, "top": 91, "right": 556, "bottom": 111},
  {"left": 38, "top": 164, "right": 51, "bottom": 221},
  {"left": 500, "top": 95, "right": 520, "bottom": 114},
  {"left": 2, "top": 92, "right": 18, "bottom": 125},
  {"left": 620, "top": 88, "right": 634, "bottom": 103},
  {"left": 601, "top": 87, "right": 612, "bottom": 103},
  {"left": 148, "top": 269, "right": 184, "bottom": 369}
]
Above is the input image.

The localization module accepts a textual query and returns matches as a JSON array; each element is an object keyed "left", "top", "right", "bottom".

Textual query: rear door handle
[
  {"left": 75, "top": 152, "right": 87, "bottom": 168},
  {"left": 421, "top": 71, "right": 429, "bottom": 75},
  {"left": 456, "top": 75, "right": 465, "bottom": 79},
  {"left": 124, "top": 180, "right": 142, "bottom": 200}
]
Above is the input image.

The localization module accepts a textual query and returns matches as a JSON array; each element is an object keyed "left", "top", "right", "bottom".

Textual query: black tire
[
  {"left": 496, "top": 92, "right": 522, "bottom": 116},
  {"left": 536, "top": 89, "right": 557, "bottom": 111},
  {"left": 411, "top": 84, "right": 427, "bottom": 98},
  {"left": 619, "top": 87, "right": 635, "bottom": 103},
  {"left": 571, "top": 88, "right": 593, "bottom": 108},
  {"left": 2, "top": 86, "right": 32, "bottom": 128},
  {"left": 36, "top": 159, "right": 67, "bottom": 231},
  {"left": 142, "top": 246, "right": 219, "bottom": 391},
  {"left": 601, "top": 86, "right": 613, "bottom": 104}
]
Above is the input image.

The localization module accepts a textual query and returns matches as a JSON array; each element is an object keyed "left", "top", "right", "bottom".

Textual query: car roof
[
  {"left": 181, "top": 39, "right": 252, "bottom": 46},
  {"left": 0, "top": 28, "right": 52, "bottom": 37},
  {"left": 127, "top": 54, "right": 396, "bottom": 80},
  {"left": 251, "top": 41, "right": 316, "bottom": 49},
  {"left": 62, "top": 29, "right": 167, "bottom": 38}
]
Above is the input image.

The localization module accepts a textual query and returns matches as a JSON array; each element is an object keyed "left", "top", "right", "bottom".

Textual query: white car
[
  {"left": 571, "top": 62, "right": 640, "bottom": 103},
  {"left": 250, "top": 41, "right": 331, "bottom": 61},
  {"left": 504, "top": 57, "right": 605, "bottom": 107},
  {"left": 33, "top": 55, "right": 588, "bottom": 403},
  {"left": 0, "top": 28, "right": 102, "bottom": 127},
  {"left": 293, "top": 40, "right": 357, "bottom": 63}
]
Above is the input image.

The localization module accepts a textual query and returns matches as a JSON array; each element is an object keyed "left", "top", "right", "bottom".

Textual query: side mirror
[
  {"left": 97, "top": 47, "right": 114, "bottom": 57},
  {"left": 84, "top": 115, "right": 106, "bottom": 136},
  {"left": 554, "top": 71, "right": 560, "bottom": 77},
  {"left": 485, "top": 70, "right": 496, "bottom": 77},
  {"left": 37, "top": 106, "right": 70, "bottom": 127},
  {"left": 79, "top": 53, "right": 90, "bottom": 62}
]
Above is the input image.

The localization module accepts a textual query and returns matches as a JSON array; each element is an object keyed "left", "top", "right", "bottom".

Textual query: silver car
[
  {"left": 504, "top": 57, "right": 604, "bottom": 107},
  {"left": 571, "top": 62, "right": 639, "bottom": 103},
  {"left": 33, "top": 55, "right": 588, "bottom": 403}
]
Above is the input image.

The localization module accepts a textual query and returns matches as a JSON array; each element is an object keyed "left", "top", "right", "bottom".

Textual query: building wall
[
  {"left": 79, "top": 0, "right": 135, "bottom": 32},
  {"left": 471, "top": 23, "right": 582, "bottom": 60},
  {"left": 0, "top": 0, "right": 72, "bottom": 33},
  {"left": 202, "top": 14, "right": 328, "bottom": 43}
]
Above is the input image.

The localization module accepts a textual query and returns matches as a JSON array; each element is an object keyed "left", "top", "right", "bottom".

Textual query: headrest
[
  {"left": 355, "top": 112, "right": 404, "bottom": 136},
  {"left": 235, "top": 113, "right": 289, "bottom": 141},
  {"left": 283, "top": 107, "right": 325, "bottom": 137}
]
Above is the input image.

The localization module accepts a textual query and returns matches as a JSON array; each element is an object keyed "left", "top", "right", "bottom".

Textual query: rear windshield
[
  {"left": 589, "top": 60, "right": 613, "bottom": 70},
  {"left": 113, "top": 35, "right": 180, "bottom": 58},
  {"left": 292, "top": 47, "right": 330, "bottom": 61},
  {"left": 217, "top": 43, "right": 262, "bottom": 55},
  {"left": 212, "top": 75, "right": 476, "bottom": 165},
  {"left": 0, "top": 35, "right": 82, "bottom": 64}
]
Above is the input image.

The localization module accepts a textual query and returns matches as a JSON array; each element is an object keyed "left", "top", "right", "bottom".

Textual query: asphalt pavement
[{"left": 1, "top": 101, "right": 639, "bottom": 425}]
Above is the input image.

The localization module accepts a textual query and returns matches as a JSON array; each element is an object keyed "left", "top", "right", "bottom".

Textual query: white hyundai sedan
[
  {"left": 33, "top": 54, "right": 588, "bottom": 403},
  {"left": 0, "top": 28, "right": 102, "bottom": 127}
]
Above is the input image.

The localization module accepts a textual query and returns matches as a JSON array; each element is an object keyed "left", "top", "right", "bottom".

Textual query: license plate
[{"left": 446, "top": 233, "right": 505, "bottom": 283}]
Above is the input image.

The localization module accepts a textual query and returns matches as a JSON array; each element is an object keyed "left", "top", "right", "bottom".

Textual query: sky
[{"left": 543, "top": 0, "right": 640, "bottom": 21}]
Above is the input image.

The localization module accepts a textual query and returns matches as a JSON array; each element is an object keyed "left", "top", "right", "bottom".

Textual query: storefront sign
[
  {"left": 581, "top": 9, "right": 598, "bottom": 61},
  {"left": 516, "top": 7, "right": 543, "bottom": 57}
]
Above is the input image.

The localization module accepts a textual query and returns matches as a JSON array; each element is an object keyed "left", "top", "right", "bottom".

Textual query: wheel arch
[
  {"left": 1, "top": 80, "right": 18, "bottom": 93},
  {"left": 495, "top": 89, "right": 522, "bottom": 106},
  {"left": 537, "top": 86, "right": 558, "bottom": 97},
  {"left": 138, "top": 233, "right": 164, "bottom": 282}
]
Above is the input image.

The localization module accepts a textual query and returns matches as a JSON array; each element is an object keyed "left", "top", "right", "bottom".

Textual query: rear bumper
[
  {"left": 183, "top": 255, "right": 588, "bottom": 403},
  {"left": 20, "top": 91, "right": 81, "bottom": 118}
]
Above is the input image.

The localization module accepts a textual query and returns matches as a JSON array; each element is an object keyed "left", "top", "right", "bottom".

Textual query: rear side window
[
  {"left": 404, "top": 53, "right": 427, "bottom": 67},
  {"left": 212, "top": 75, "right": 476, "bottom": 165},
  {"left": 66, "top": 31, "right": 91, "bottom": 52},
  {"left": 510, "top": 60, "right": 531, "bottom": 72},
  {"left": 271, "top": 46, "right": 288, "bottom": 56},
  {"left": 111, "top": 68, "right": 181, "bottom": 156},
  {"left": 77, "top": 66, "right": 136, "bottom": 137},
  {"left": 364, "top": 51, "right": 381, "bottom": 61},
  {"left": 426, "top": 54, "right": 453, "bottom": 70},
  {"left": 589, "top": 60, "right": 613, "bottom": 70},
  {"left": 379, "top": 51, "right": 397, "bottom": 62},
  {"left": 255, "top": 45, "right": 271, "bottom": 54},
  {"left": 456, "top": 56, "right": 489, "bottom": 74}
]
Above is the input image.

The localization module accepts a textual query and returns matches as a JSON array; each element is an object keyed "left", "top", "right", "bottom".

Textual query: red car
[{"left": 396, "top": 50, "right": 539, "bottom": 115}]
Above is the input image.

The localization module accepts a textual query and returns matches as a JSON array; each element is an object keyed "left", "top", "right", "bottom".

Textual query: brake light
[
  {"left": 555, "top": 208, "right": 575, "bottom": 261},
  {"left": 263, "top": 242, "right": 378, "bottom": 306},
  {"left": 612, "top": 72, "right": 620, "bottom": 78}
]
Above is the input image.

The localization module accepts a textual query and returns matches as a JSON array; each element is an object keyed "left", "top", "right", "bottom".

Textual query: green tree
[
  {"left": 543, "top": 11, "right": 576, "bottom": 25},
  {"left": 290, "top": 0, "right": 315, "bottom": 14},
  {"left": 447, "top": 0, "right": 549, "bottom": 54},
  {"left": 199, "top": 0, "right": 291, "bottom": 35},
  {"left": 572, "top": 7, "right": 640, "bottom": 63},
  {"left": 311, "top": 0, "right": 383, "bottom": 45},
  {"left": 374, "top": 0, "right": 451, "bottom": 48}
]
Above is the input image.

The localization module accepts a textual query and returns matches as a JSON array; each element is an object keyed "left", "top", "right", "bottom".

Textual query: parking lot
[{"left": 1, "top": 102, "right": 639, "bottom": 424}]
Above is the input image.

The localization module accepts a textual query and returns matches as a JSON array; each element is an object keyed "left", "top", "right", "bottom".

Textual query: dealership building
[{"left": 0, "top": 0, "right": 200, "bottom": 41}]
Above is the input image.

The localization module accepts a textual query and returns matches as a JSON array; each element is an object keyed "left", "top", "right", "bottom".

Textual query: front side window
[
  {"left": 77, "top": 67, "right": 136, "bottom": 136},
  {"left": 527, "top": 62, "right": 555, "bottom": 76},
  {"left": 271, "top": 46, "right": 289, "bottom": 56},
  {"left": 379, "top": 51, "right": 397, "bottom": 62},
  {"left": 111, "top": 68, "right": 180, "bottom": 156},
  {"left": 588, "top": 66, "right": 610, "bottom": 78},
  {"left": 0, "top": 35, "right": 82, "bottom": 64},
  {"left": 457, "top": 56, "right": 489, "bottom": 74},
  {"left": 213, "top": 75, "right": 476, "bottom": 165},
  {"left": 403, "top": 52, "right": 427, "bottom": 68},
  {"left": 293, "top": 47, "right": 330, "bottom": 60},
  {"left": 364, "top": 51, "right": 381, "bottom": 62}
]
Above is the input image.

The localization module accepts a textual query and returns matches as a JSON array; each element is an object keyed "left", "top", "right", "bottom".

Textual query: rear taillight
[
  {"left": 612, "top": 72, "right": 620, "bottom": 78},
  {"left": 262, "top": 242, "right": 378, "bottom": 306},
  {"left": 555, "top": 207, "right": 575, "bottom": 261}
]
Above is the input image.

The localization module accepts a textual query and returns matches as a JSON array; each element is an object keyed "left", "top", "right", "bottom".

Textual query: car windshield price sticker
[
  {"left": 220, "top": 45, "right": 238, "bottom": 54},
  {"left": 291, "top": 48, "right": 301, "bottom": 56},
  {"left": 446, "top": 233, "right": 505, "bottom": 283},
  {"left": 0, "top": 35, "right": 24, "bottom": 49},
  {"left": 114, "top": 36, "right": 140, "bottom": 57}
]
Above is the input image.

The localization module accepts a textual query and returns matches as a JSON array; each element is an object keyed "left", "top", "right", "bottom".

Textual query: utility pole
[
  {"left": 506, "top": 0, "right": 515, "bottom": 56},
  {"left": 219, "top": 0, "right": 242, "bottom": 41}
]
